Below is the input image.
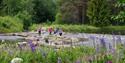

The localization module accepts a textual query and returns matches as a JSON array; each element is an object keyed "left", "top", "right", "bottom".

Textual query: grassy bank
[{"left": 30, "top": 24, "right": 125, "bottom": 35}]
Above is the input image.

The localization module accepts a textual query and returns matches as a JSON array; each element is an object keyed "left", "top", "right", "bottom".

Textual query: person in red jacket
[{"left": 48, "top": 27, "right": 53, "bottom": 35}]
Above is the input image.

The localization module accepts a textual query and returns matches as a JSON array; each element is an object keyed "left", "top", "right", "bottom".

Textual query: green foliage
[
  {"left": 99, "top": 26, "right": 125, "bottom": 34},
  {"left": 55, "top": 0, "right": 87, "bottom": 24},
  {"left": 1, "top": 0, "right": 34, "bottom": 16},
  {"left": 16, "top": 11, "right": 32, "bottom": 30},
  {"left": 33, "top": 0, "right": 57, "bottom": 23},
  {"left": 0, "top": 0, "right": 34, "bottom": 30},
  {"left": 0, "top": 0, "right": 124, "bottom": 32},
  {"left": 0, "top": 16, "right": 23, "bottom": 33},
  {"left": 55, "top": 12, "right": 63, "bottom": 24},
  {"left": 87, "top": 0, "right": 111, "bottom": 27},
  {"left": 111, "top": 11, "right": 125, "bottom": 25},
  {"left": 119, "top": 0, "right": 125, "bottom": 3},
  {"left": 111, "top": 1, "right": 125, "bottom": 25}
]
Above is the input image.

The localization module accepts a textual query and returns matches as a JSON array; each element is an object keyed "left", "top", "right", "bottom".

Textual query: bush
[
  {"left": 99, "top": 26, "right": 125, "bottom": 34},
  {"left": 0, "top": 16, "right": 23, "bottom": 33},
  {"left": 55, "top": 12, "right": 63, "bottom": 24},
  {"left": 16, "top": 11, "right": 32, "bottom": 30}
]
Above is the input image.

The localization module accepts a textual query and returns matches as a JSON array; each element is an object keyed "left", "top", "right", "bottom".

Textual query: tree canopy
[{"left": 0, "top": 0, "right": 124, "bottom": 31}]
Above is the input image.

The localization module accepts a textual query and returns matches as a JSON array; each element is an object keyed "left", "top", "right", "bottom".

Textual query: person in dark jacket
[
  {"left": 59, "top": 28, "right": 63, "bottom": 36},
  {"left": 54, "top": 28, "right": 59, "bottom": 34}
]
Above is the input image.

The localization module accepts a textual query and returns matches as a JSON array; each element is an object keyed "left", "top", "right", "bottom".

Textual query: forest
[{"left": 0, "top": 0, "right": 125, "bottom": 33}]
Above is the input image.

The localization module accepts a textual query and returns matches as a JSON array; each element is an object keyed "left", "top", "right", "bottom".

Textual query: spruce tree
[{"left": 87, "top": 0, "right": 111, "bottom": 27}]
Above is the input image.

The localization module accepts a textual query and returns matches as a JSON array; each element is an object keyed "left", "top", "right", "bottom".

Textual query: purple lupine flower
[
  {"left": 89, "top": 36, "right": 96, "bottom": 48},
  {"left": 116, "top": 36, "right": 122, "bottom": 43},
  {"left": 100, "top": 38, "right": 106, "bottom": 48},
  {"left": 28, "top": 40, "right": 36, "bottom": 52},
  {"left": 96, "top": 46, "right": 100, "bottom": 54},
  {"left": 109, "top": 43, "right": 112, "bottom": 50},
  {"left": 76, "top": 59, "right": 81, "bottom": 63},
  {"left": 109, "top": 43, "right": 114, "bottom": 53},
  {"left": 107, "top": 61, "right": 112, "bottom": 63},
  {"left": 111, "top": 48, "right": 116, "bottom": 54},
  {"left": 89, "top": 36, "right": 95, "bottom": 40},
  {"left": 57, "top": 57, "right": 62, "bottom": 63}
]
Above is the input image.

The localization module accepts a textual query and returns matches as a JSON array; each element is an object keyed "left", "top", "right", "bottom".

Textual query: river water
[
  {"left": 0, "top": 36, "right": 24, "bottom": 40},
  {"left": 0, "top": 32, "right": 125, "bottom": 48}
]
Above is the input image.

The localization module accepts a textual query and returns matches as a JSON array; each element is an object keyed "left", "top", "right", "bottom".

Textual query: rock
[
  {"left": 78, "top": 38, "right": 88, "bottom": 41},
  {"left": 11, "top": 58, "right": 23, "bottom": 63},
  {"left": 71, "top": 37, "right": 79, "bottom": 42},
  {"left": 32, "top": 41, "right": 39, "bottom": 46},
  {"left": 18, "top": 42, "right": 27, "bottom": 46}
]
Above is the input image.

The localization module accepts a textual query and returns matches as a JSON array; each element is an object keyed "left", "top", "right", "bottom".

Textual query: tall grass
[
  {"left": 0, "top": 40, "right": 125, "bottom": 63},
  {"left": 0, "top": 41, "right": 94, "bottom": 63}
]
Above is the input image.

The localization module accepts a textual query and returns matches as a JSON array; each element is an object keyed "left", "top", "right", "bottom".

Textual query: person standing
[
  {"left": 38, "top": 27, "right": 42, "bottom": 36},
  {"left": 59, "top": 28, "right": 63, "bottom": 36},
  {"left": 48, "top": 27, "right": 53, "bottom": 35}
]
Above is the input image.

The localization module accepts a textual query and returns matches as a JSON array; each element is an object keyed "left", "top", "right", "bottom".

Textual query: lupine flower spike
[{"left": 28, "top": 40, "right": 36, "bottom": 52}]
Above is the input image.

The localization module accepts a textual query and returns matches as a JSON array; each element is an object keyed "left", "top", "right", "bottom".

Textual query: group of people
[{"left": 38, "top": 27, "right": 63, "bottom": 36}]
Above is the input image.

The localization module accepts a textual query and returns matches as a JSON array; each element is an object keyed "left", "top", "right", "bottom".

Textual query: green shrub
[
  {"left": 55, "top": 12, "right": 63, "bottom": 24},
  {"left": 16, "top": 11, "right": 32, "bottom": 30},
  {"left": 0, "top": 16, "right": 23, "bottom": 33},
  {"left": 99, "top": 26, "right": 125, "bottom": 34}
]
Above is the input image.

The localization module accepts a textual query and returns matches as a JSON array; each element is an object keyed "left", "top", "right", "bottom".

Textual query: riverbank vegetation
[{"left": 30, "top": 24, "right": 125, "bottom": 34}]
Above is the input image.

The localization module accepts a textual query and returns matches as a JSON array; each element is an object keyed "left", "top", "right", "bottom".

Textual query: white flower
[
  {"left": 2, "top": 40, "right": 5, "bottom": 42},
  {"left": 11, "top": 58, "right": 23, "bottom": 63}
]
